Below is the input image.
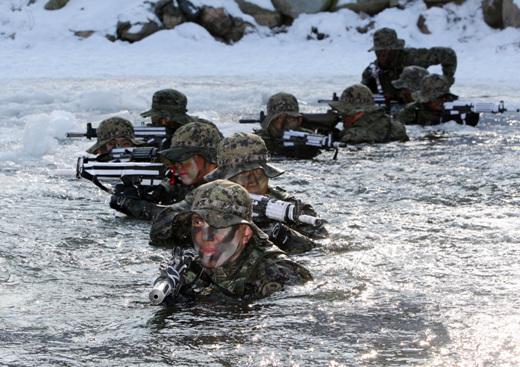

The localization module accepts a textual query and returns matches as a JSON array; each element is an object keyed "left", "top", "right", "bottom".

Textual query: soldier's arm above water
[{"left": 403, "top": 47, "right": 457, "bottom": 86}]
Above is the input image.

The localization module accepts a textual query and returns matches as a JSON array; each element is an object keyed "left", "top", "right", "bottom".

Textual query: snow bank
[{"left": 0, "top": 1, "right": 518, "bottom": 85}]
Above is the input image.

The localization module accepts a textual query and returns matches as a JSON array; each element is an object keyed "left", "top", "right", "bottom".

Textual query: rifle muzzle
[{"left": 149, "top": 278, "right": 174, "bottom": 305}]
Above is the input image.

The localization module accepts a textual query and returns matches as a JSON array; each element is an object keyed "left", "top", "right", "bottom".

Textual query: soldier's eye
[{"left": 192, "top": 215, "right": 204, "bottom": 227}]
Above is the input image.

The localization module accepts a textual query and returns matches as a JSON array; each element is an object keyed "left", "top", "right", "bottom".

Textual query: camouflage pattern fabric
[
  {"left": 159, "top": 121, "right": 223, "bottom": 164},
  {"left": 180, "top": 236, "right": 313, "bottom": 300},
  {"left": 392, "top": 65, "right": 429, "bottom": 92},
  {"left": 141, "top": 89, "right": 188, "bottom": 118},
  {"left": 205, "top": 133, "right": 284, "bottom": 181},
  {"left": 412, "top": 74, "right": 457, "bottom": 103},
  {"left": 329, "top": 84, "right": 379, "bottom": 115},
  {"left": 339, "top": 107, "right": 409, "bottom": 144},
  {"left": 397, "top": 102, "right": 445, "bottom": 126},
  {"left": 369, "top": 27, "right": 405, "bottom": 51},
  {"left": 261, "top": 92, "right": 301, "bottom": 130},
  {"left": 361, "top": 47, "right": 457, "bottom": 103},
  {"left": 149, "top": 198, "right": 193, "bottom": 247},
  {"left": 86, "top": 117, "right": 140, "bottom": 154}
]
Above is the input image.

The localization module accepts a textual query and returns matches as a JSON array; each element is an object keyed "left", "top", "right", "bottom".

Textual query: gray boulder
[
  {"left": 423, "top": 0, "right": 466, "bottom": 7},
  {"left": 235, "top": 0, "right": 283, "bottom": 28},
  {"left": 198, "top": 7, "right": 249, "bottom": 43},
  {"left": 335, "top": 0, "right": 398, "bottom": 16},
  {"left": 116, "top": 21, "right": 161, "bottom": 43},
  {"left": 44, "top": 0, "right": 69, "bottom": 11},
  {"left": 482, "top": 0, "right": 503, "bottom": 29},
  {"left": 272, "top": 0, "right": 333, "bottom": 18},
  {"left": 155, "top": 0, "right": 187, "bottom": 29},
  {"left": 503, "top": 0, "right": 520, "bottom": 27},
  {"left": 73, "top": 30, "right": 95, "bottom": 39}
]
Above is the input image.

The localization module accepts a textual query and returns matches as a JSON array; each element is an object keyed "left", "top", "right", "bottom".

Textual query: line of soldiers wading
[{"left": 74, "top": 27, "right": 484, "bottom": 304}]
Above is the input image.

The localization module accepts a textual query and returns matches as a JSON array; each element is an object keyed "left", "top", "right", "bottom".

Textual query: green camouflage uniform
[
  {"left": 110, "top": 122, "right": 222, "bottom": 220},
  {"left": 150, "top": 133, "right": 326, "bottom": 253},
  {"left": 397, "top": 74, "right": 460, "bottom": 126},
  {"left": 254, "top": 92, "right": 321, "bottom": 159},
  {"left": 175, "top": 180, "right": 313, "bottom": 300},
  {"left": 361, "top": 28, "right": 457, "bottom": 104},
  {"left": 86, "top": 117, "right": 141, "bottom": 156},
  {"left": 329, "top": 84, "right": 409, "bottom": 144},
  {"left": 391, "top": 65, "right": 429, "bottom": 93},
  {"left": 141, "top": 89, "right": 213, "bottom": 148}
]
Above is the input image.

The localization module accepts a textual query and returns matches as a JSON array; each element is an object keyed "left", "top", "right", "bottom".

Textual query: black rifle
[
  {"left": 240, "top": 110, "right": 341, "bottom": 135},
  {"left": 97, "top": 147, "right": 159, "bottom": 162},
  {"left": 249, "top": 193, "right": 324, "bottom": 227},
  {"left": 443, "top": 101, "right": 508, "bottom": 126},
  {"left": 67, "top": 123, "right": 167, "bottom": 146},
  {"left": 149, "top": 247, "right": 198, "bottom": 305},
  {"left": 282, "top": 130, "right": 346, "bottom": 159},
  {"left": 76, "top": 156, "right": 167, "bottom": 194},
  {"left": 318, "top": 91, "right": 392, "bottom": 110}
]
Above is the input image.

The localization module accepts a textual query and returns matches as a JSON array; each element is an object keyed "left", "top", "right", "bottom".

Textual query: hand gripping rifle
[
  {"left": 282, "top": 130, "right": 346, "bottom": 160},
  {"left": 249, "top": 193, "right": 324, "bottom": 227},
  {"left": 76, "top": 156, "right": 166, "bottom": 194},
  {"left": 149, "top": 247, "right": 198, "bottom": 305}
]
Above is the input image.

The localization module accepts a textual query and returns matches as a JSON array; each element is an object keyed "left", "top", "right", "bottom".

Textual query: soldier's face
[
  {"left": 268, "top": 114, "right": 302, "bottom": 137},
  {"left": 229, "top": 168, "right": 269, "bottom": 195},
  {"left": 401, "top": 88, "right": 413, "bottom": 103},
  {"left": 426, "top": 99, "right": 444, "bottom": 111},
  {"left": 191, "top": 214, "right": 251, "bottom": 268},
  {"left": 375, "top": 49, "right": 398, "bottom": 67},
  {"left": 96, "top": 138, "right": 133, "bottom": 155},
  {"left": 173, "top": 154, "right": 210, "bottom": 185}
]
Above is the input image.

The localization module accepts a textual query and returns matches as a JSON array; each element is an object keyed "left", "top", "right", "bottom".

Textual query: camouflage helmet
[
  {"left": 369, "top": 27, "right": 405, "bottom": 52},
  {"left": 329, "top": 84, "right": 378, "bottom": 115},
  {"left": 392, "top": 66, "right": 429, "bottom": 92},
  {"left": 261, "top": 92, "right": 301, "bottom": 130},
  {"left": 205, "top": 133, "right": 284, "bottom": 181},
  {"left": 141, "top": 89, "right": 192, "bottom": 125},
  {"left": 158, "top": 122, "right": 223, "bottom": 164},
  {"left": 86, "top": 117, "right": 140, "bottom": 154},
  {"left": 176, "top": 179, "right": 268, "bottom": 239},
  {"left": 412, "top": 74, "right": 458, "bottom": 103}
]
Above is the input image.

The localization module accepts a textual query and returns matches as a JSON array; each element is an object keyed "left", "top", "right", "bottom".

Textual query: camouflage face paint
[
  {"left": 174, "top": 156, "right": 204, "bottom": 185},
  {"left": 191, "top": 215, "right": 242, "bottom": 268},
  {"left": 229, "top": 168, "right": 269, "bottom": 195}
]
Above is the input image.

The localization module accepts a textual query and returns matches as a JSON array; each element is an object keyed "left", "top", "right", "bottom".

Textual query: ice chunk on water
[{"left": 22, "top": 110, "right": 78, "bottom": 157}]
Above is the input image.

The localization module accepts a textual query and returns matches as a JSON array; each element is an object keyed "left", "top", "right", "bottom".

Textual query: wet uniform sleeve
[
  {"left": 262, "top": 222, "right": 318, "bottom": 254},
  {"left": 248, "top": 255, "right": 313, "bottom": 299},
  {"left": 397, "top": 103, "right": 418, "bottom": 125},
  {"left": 405, "top": 47, "right": 457, "bottom": 85},
  {"left": 149, "top": 199, "right": 192, "bottom": 247}
]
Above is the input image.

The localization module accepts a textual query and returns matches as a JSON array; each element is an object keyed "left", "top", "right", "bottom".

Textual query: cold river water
[{"left": 0, "top": 76, "right": 518, "bottom": 366}]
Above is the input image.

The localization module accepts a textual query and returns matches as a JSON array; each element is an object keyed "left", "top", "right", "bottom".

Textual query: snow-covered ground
[{"left": 0, "top": 0, "right": 519, "bottom": 84}]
